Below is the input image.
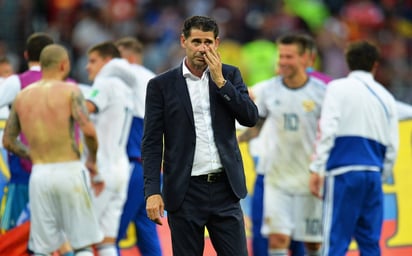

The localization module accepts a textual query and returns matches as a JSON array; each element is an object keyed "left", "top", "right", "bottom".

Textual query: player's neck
[
  {"left": 42, "top": 71, "right": 65, "bottom": 81},
  {"left": 28, "top": 61, "right": 40, "bottom": 69},
  {"left": 284, "top": 73, "right": 308, "bottom": 89}
]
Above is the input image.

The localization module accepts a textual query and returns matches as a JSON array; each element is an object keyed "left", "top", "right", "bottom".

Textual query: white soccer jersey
[
  {"left": 310, "top": 71, "right": 399, "bottom": 181},
  {"left": 256, "top": 76, "right": 326, "bottom": 194},
  {"left": 0, "top": 66, "right": 41, "bottom": 108},
  {"left": 87, "top": 59, "right": 135, "bottom": 184},
  {"left": 130, "top": 63, "right": 155, "bottom": 118},
  {"left": 248, "top": 80, "right": 275, "bottom": 175}
]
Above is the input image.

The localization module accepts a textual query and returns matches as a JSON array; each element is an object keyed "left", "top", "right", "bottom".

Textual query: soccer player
[
  {"left": 0, "top": 32, "right": 54, "bottom": 233},
  {"left": 3, "top": 44, "right": 103, "bottom": 256},
  {"left": 85, "top": 41, "right": 135, "bottom": 256},
  {"left": 115, "top": 37, "right": 162, "bottom": 255},
  {"left": 238, "top": 33, "right": 326, "bottom": 256},
  {"left": 309, "top": 41, "right": 399, "bottom": 256}
]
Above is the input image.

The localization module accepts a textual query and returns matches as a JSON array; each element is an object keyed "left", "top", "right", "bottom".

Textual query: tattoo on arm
[
  {"left": 71, "top": 89, "right": 98, "bottom": 161},
  {"left": 3, "top": 105, "right": 30, "bottom": 159},
  {"left": 72, "top": 90, "right": 91, "bottom": 126},
  {"left": 69, "top": 118, "right": 81, "bottom": 158}
]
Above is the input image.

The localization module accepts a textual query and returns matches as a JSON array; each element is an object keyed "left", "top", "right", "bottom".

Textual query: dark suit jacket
[{"left": 142, "top": 63, "right": 258, "bottom": 212}]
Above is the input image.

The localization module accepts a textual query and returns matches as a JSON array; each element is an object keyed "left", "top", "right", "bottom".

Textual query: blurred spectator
[
  {"left": 0, "top": 0, "right": 410, "bottom": 104},
  {"left": 0, "top": 57, "right": 14, "bottom": 78},
  {"left": 71, "top": 3, "right": 114, "bottom": 83}
]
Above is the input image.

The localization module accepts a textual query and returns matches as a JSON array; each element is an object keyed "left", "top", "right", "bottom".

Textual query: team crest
[{"left": 302, "top": 100, "right": 316, "bottom": 112}]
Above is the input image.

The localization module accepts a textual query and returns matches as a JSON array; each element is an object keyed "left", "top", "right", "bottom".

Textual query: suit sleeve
[
  {"left": 142, "top": 78, "right": 164, "bottom": 199},
  {"left": 218, "top": 67, "right": 258, "bottom": 127}
]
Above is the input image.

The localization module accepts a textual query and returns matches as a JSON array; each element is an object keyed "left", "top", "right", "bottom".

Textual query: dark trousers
[{"left": 168, "top": 174, "right": 248, "bottom": 256}]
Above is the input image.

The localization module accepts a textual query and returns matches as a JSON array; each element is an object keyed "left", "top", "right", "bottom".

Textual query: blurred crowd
[{"left": 1, "top": 0, "right": 412, "bottom": 103}]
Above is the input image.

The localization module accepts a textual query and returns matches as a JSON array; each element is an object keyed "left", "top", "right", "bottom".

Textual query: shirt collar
[
  {"left": 181, "top": 57, "right": 209, "bottom": 80},
  {"left": 348, "top": 70, "right": 374, "bottom": 81},
  {"left": 29, "top": 65, "right": 41, "bottom": 71}
]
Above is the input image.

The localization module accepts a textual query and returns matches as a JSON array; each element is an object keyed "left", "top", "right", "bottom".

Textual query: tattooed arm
[
  {"left": 2, "top": 103, "right": 30, "bottom": 159},
  {"left": 71, "top": 87, "right": 98, "bottom": 173}
]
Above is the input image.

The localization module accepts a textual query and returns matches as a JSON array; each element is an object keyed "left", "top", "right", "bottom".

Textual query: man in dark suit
[{"left": 142, "top": 15, "right": 258, "bottom": 256}]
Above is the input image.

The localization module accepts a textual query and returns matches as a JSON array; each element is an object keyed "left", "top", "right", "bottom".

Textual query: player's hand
[
  {"left": 309, "top": 172, "right": 323, "bottom": 199},
  {"left": 90, "top": 172, "right": 105, "bottom": 196},
  {"left": 91, "top": 179, "right": 105, "bottom": 196},
  {"left": 203, "top": 46, "right": 225, "bottom": 88},
  {"left": 85, "top": 156, "right": 97, "bottom": 175},
  {"left": 146, "top": 194, "right": 164, "bottom": 225}
]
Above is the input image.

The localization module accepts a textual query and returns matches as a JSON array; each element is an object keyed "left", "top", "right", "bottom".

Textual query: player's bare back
[{"left": 14, "top": 80, "right": 81, "bottom": 164}]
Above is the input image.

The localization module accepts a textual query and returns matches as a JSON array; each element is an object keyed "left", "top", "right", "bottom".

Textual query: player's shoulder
[
  {"left": 1, "top": 74, "right": 19, "bottom": 87},
  {"left": 308, "top": 76, "right": 327, "bottom": 89},
  {"left": 133, "top": 64, "right": 156, "bottom": 77},
  {"left": 251, "top": 76, "right": 277, "bottom": 93}
]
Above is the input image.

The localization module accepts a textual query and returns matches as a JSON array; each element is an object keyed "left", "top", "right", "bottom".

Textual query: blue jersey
[
  {"left": 310, "top": 71, "right": 399, "bottom": 180},
  {"left": 126, "top": 117, "right": 144, "bottom": 159}
]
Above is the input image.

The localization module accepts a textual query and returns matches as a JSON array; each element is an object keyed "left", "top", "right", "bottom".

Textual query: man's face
[
  {"left": 180, "top": 29, "right": 219, "bottom": 71},
  {"left": 86, "top": 51, "right": 110, "bottom": 81},
  {"left": 0, "top": 62, "right": 13, "bottom": 78},
  {"left": 277, "top": 44, "right": 308, "bottom": 79}
]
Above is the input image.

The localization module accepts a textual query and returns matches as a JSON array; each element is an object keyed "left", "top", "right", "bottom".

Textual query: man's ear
[
  {"left": 60, "top": 59, "right": 68, "bottom": 72},
  {"left": 23, "top": 51, "right": 28, "bottom": 61},
  {"left": 215, "top": 37, "right": 220, "bottom": 49},
  {"left": 180, "top": 34, "right": 187, "bottom": 49},
  {"left": 371, "top": 62, "right": 379, "bottom": 76}
]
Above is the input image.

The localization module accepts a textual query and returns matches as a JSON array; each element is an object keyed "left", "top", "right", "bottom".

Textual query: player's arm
[
  {"left": 237, "top": 117, "right": 265, "bottom": 143},
  {"left": 2, "top": 102, "right": 30, "bottom": 159},
  {"left": 0, "top": 75, "right": 20, "bottom": 108},
  {"left": 71, "top": 87, "right": 98, "bottom": 170},
  {"left": 86, "top": 100, "right": 97, "bottom": 114}
]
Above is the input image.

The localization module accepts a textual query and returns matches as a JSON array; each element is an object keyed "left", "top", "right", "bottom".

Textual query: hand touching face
[{"left": 181, "top": 28, "right": 225, "bottom": 86}]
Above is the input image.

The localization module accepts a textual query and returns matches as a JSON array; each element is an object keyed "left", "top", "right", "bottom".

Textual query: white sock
[
  {"left": 74, "top": 246, "right": 93, "bottom": 256},
  {"left": 268, "top": 248, "right": 288, "bottom": 256},
  {"left": 74, "top": 250, "right": 93, "bottom": 256},
  {"left": 96, "top": 244, "right": 117, "bottom": 256}
]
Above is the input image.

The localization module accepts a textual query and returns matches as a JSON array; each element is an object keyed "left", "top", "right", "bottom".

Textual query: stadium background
[{"left": 1, "top": 0, "right": 412, "bottom": 255}]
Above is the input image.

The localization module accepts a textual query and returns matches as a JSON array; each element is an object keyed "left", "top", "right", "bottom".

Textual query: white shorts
[
  {"left": 29, "top": 161, "right": 103, "bottom": 254},
  {"left": 261, "top": 185, "right": 322, "bottom": 242},
  {"left": 92, "top": 159, "right": 130, "bottom": 238}
]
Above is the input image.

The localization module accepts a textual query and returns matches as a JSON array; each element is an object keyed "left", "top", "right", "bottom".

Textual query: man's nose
[{"left": 199, "top": 44, "right": 208, "bottom": 52}]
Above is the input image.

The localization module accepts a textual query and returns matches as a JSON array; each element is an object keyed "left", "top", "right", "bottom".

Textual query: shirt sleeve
[
  {"left": 253, "top": 83, "right": 268, "bottom": 118},
  {"left": 0, "top": 75, "right": 21, "bottom": 108},
  {"left": 309, "top": 83, "right": 341, "bottom": 173},
  {"left": 382, "top": 97, "right": 399, "bottom": 182},
  {"left": 86, "top": 78, "right": 111, "bottom": 113}
]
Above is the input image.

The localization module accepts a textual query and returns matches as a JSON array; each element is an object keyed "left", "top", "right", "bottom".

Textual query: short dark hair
[
  {"left": 301, "top": 33, "right": 317, "bottom": 56},
  {"left": 182, "top": 16, "right": 219, "bottom": 39},
  {"left": 345, "top": 41, "right": 379, "bottom": 72},
  {"left": 88, "top": 41, "right": 121, "bottom": 58},
  {"left": 115, "top": 37, "right": 143, "bottom": 55},
  {"left": 276, "top": 33, "right": 314, "bottom": 55},
  {"left": 26, "top": 32, "right": 54, "bottom": 62}
]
